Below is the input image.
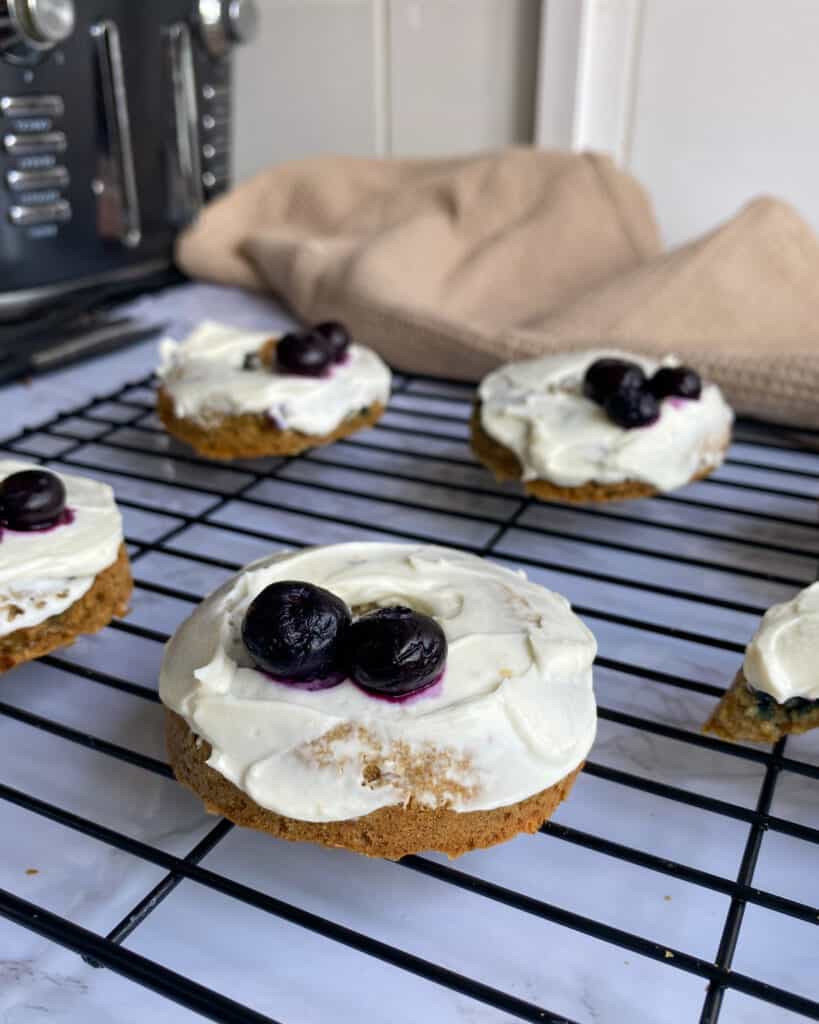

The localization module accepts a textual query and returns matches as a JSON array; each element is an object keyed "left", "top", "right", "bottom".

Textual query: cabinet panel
[
  {"left": 233, "top": 0, "right": 379, "bottom": 181},
  {"left": 388, "top": 0, "right": 541, "bottom": 156}
]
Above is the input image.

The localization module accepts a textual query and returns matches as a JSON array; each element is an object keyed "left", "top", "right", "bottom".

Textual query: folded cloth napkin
[{"left": 176, "top": 148, "right": 819, "bottom": 427}]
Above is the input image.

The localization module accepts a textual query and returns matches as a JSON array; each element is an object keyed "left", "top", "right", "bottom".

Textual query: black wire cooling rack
[{"left": 0, "top": 371, "right": 817, "bottom": 1024}]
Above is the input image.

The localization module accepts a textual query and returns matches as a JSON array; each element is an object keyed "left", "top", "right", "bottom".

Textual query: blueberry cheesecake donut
[
  {"left": 160, "top": 543, "right": 597, "bottom": 859},
  {"left": 705, "top": 583, "right": 819, "bottom": 743},
  {"left": 0, "top": 461, "right": 132, "bottom": 673},
  {"left": 472, "top": 351, "right": 734, "bottom": 502},
  {"left": 157, "top": 320, "right": 391, "bottom": 460}
]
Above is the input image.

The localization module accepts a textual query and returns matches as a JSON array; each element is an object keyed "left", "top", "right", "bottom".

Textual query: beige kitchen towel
[
  {"left": 176, "top": 148, "right": 819, "bottom": 426},
  {"left": 518, "top": 196, "right": 819, "bottom": 427},
  {"left": 176, "top": 148, "right": 659, "bottom": 382}
]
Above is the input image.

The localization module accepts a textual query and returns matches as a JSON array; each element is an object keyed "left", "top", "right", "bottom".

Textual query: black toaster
[{"left": 0, "top": 0, "right": 257, "bottom": 371}]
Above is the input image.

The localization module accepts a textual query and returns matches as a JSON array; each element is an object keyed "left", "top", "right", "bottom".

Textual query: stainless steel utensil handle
[{"left": 90, "top": 18, "right": 141, "bottom": 248}]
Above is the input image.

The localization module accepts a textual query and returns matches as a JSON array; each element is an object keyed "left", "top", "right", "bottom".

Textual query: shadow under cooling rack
[{"left": 0, "top": 372, "right": 817, "bottom": 1024}]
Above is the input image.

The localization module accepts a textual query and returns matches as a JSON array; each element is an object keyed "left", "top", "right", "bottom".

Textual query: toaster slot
[{"left": 90, "top": 18, "right": 141, "bottom": 248}]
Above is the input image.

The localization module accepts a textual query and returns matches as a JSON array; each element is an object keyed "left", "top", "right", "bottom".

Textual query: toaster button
[
  {"left": 0, "top": 95, "right": 65, "bottom": 119},
  {"left": 3, "top": 131, "right": 67, "bottom": 155},
  {"left": 201, "top": 84, "right": 228, "bottom": 101},
  {"left": 6, "top": 166, "right": 70, "bottom": 191},
  {"left": 9, "top": 200, "right": 72, "bottom": 226}
]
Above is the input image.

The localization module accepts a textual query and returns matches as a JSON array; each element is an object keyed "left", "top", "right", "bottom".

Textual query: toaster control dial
[
  {"left": 197, "top": 0, "right": 257, "bottom": 59},
  {"left": 0, "top": 0, "right": 75, "bottom": 60}
]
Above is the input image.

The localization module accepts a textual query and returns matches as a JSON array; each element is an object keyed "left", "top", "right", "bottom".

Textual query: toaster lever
[
  {"left": 90, "top": 19, "right": 141, "bottom": 248},
  {"left": 164, "top": 21, "right": 203, "bottom": 226}
]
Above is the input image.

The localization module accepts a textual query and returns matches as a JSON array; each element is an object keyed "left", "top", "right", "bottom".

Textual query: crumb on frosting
[
  {"left": 3, "top": 604, "right": 24, "bottom": 623},
  {"left": 300, "top": 723, "right": 480, "bottom": 808}
]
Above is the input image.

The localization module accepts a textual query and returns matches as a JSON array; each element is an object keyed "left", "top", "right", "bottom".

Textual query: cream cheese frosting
[
  {"left": 159, "top": 543, "right": 598, "bottom": 822},
  {"left": 743, "top": 582, "right": 819, "bottom": 703},
  {"left": 0, "top": 460, "right": 123, "bottom": 637},
  {"left": 479, "top": 350, "right": 734, "bottom": 491},
  {"left": 157, "top": 321, "right": 392, "bottom": 435}
]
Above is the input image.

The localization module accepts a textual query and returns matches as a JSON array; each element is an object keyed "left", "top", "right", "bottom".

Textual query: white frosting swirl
[
  {"left": 0, "top": 460, "right": 123, "bottom": 637},
  {"left": 743, "top": 582, "right": 819, "bottom": 703},
  {"left": 159, "top": 543, "right": 597, "bottom": 822},
  {"left": 479, "top": 350, "right": 734, "bottom": 491},
  {"left": 157, "top": 321, "right": 392, "bottom": 435}
]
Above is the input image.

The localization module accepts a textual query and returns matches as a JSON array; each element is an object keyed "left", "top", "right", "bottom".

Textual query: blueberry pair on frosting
[
  {"left": 242, "top": 321, "right": 352, "bottom": 377},
  {"left": 276, "top": 321, "right": 351, "bottom": 376},
  {"left": 583, "top": 357, "right": 702, "bottom": 429},
  {"left": 160, "top": 542, "right": 597, "bottom": 859},
  {"left": 242, "top": 580, "right": 447, "bottom": 698}
]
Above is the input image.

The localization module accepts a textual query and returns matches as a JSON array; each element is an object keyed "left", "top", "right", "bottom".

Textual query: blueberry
[
  {"left": 604, "top": 389, "right": 660, "bottom": 429},
  {"left": 345, "top": 606, "right": 446, "bottom": 696},
  {"left": 753, "top": 689, "right": 776, "bottom": 718},
  {"left": 583, "top": 358, "right": 646, "bottom": 405},
  {"left": 242, "top": 351, "right": 262, "bottom": 371},
  {"left": 313, "top": 321, "right": 351, "bottom": 363},
  {"left": 784, "top": 696, "right": 817, "bottom": 715},
  {"left": 0, "top": 470, "right": 66, "bottom": 530},
  {"left": 242, "top": 581, "right": 351, "bottom": 681},
  {"left": 649, "top": 366, "right": 702, "bottom": 401},
  {"left": 276, "top": 332, "right": 333, "bottom": 376}
]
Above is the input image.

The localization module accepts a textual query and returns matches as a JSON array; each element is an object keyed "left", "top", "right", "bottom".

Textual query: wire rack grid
[{"left": 0, "top": 370, "right": 817, "bottom": 1024}]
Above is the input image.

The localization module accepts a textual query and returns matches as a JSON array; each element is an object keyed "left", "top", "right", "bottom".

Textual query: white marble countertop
[{"left": 0, "top": 283, "right": 817, "bottom": 1024}]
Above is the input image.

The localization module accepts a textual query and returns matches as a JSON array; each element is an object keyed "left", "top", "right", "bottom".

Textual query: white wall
[
  {"left": 629, "top": 0, "right": 819, "bottom": 245},
  {"left": 537, "top": 0, "right": 819, "bottom": 246},
  {"left": 232, "top": 0, "right": 541, "bottom": 180}
]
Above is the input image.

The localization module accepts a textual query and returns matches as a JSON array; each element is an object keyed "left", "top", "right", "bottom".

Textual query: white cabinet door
[
  {"left": 233, "top": 0, "right": 541, "bottom": 181},
  {"left": 233, "top": 0, "right": 381, "bottom": 180},
  {"left": 388, "top": 0, "right": 540, "bottom": 156}
]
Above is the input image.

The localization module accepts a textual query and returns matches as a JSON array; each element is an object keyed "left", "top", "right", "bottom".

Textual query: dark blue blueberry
[
  {"left": 753, "top": 689, "right": 776, "bottom": 718},
  {"left": 583, "top": 358, "right": 646, "bottom": 406},
  {"left": 649, "top": 366, "right": 702, "bottom": 401},
  {"left": 345, "top": 606, "right": 446, "bottom": 696},
  {"left": 603, "top": 388, "right": 660, "bottom": 429},
  {"left": 242, "top": 351, "right": 262, "bottom": 371},
  {"left": 313, "top": 321, "right": 351, "bottom": 363},
  {"left": 242, "top": 581, "right": 351, "bottom": 682},
  {"left": 784, "top": 695, "right": 817, "bottom": 715},
  {"left": 0, "top": 470, "right": 66, "bottom": 530},
  {"left": 276, "top": 332, "right": 333, "bottom": 376}
]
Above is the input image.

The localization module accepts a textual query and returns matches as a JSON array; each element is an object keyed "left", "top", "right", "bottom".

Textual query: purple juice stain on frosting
[
  {"left": 0, "top": 507, "right": 74, "bottom": 542},
  {"left": 37, "top": 507, "right": 74, "bottom": 531},
  {"left": 261, "top": 669, "right": 347, "bottom": 691},
  {"left": 354, "top": 670, "right": 445, "bottom": 704},
  {"left": 262, "top": 668, "right": 445, "bottom": 702}
]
